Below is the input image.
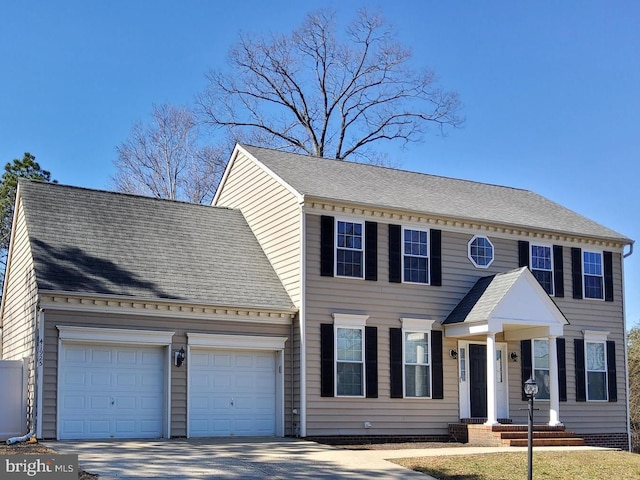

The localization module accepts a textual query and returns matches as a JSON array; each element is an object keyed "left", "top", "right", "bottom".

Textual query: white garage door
[
  {"left": 58, "top": 343, "right": 164, "bottom": 439},
  {"left": 189, "top": 349, "right": 276, "bottom": 437}
]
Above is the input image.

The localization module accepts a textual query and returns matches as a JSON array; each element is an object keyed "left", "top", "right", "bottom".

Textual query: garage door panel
[
  {"left": 59, "top": 343, "right": 164, "bottom": 439},
  {"left": 189, "top": 349, "right": 277, "bottom": 437}
]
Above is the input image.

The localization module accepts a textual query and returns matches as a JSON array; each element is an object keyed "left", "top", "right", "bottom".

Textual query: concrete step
[{"left": 500, "top": 431, "right": 581, "bottom": 440}]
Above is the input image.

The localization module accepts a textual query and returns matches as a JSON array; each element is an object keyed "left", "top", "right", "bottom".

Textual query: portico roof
[{"left": 442, "top": 267, "right": 568, "bottom": 340}]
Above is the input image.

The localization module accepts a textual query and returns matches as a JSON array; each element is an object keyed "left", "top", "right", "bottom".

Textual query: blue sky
[{"left": 1, "top": 1, "right": 638, "bottom": 324}]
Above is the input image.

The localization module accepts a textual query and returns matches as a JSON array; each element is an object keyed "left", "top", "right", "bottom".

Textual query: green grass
[{"left": 392, "top": 451, "right": 640, "bottom": 480}]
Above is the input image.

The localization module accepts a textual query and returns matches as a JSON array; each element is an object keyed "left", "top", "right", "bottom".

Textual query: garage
[
  {"left": 187, "top": 333, "right": 287, "bottom": 437},
  {"left": 56, "top": 326, "right": 174, "bottom": 440}
]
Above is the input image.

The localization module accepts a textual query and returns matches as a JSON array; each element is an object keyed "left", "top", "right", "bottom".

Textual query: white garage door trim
[
  {"left": 56, "top": 326, "right": 174, "bottom": 440},
  {"left": 186, "top": 333, "right": 287, "bottom": 438}
]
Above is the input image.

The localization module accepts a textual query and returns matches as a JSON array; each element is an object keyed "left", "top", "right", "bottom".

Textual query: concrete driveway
[{"left": 50, "top": 437, "right": 433, "bottom": 479}]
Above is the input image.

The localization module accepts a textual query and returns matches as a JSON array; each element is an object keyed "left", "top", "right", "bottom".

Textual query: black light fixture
[
  {"left": 449, "top": 349, "right": 458, "bottom": 359},
  {"left": 523, "top": 376, "right": 539, "bottom": 480},
  {"left": 510, "top": 352, "right": 519, "bottom": 362},
  {"left": 175, "top": 347, "right": 186, "bottom": 367}
]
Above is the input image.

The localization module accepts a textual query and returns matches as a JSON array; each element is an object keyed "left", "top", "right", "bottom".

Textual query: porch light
[
  {"left": 175, "top": 347, "right": 186, "bottom": 367},
  {"left": 510, "top": 351, "right": 519, "bottom": 362},
  {"left": 523, "top": 376, "right": 538, "bottom": 480},
  {"left": 449, "top": 349, "right": 458, "bottom": 359}
]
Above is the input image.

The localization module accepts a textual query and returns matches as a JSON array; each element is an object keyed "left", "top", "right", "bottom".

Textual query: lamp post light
[{"left": 523, "top": 377, "right": 539, "bottom": 480}]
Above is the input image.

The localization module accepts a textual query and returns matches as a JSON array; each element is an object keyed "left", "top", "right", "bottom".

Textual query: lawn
[{"left": 392, "top": 450, "right": 640, "bottom": 480}]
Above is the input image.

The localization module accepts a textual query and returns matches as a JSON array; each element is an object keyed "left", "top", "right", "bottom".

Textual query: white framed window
[
  {"left": 459, "top": 347, "right": 466, "bottom": 382},
  {"left": 583, "top": 250, "right": 604, "bottom": 300},
  {"left": 401, "top": 318, "right": 435, "bottom": 398},
  {"left": 468, "top": 235, "right": 494, "bottom": 268},
  {"left": 531, "top": 244, "right": 554, "bottom": 295},
  {"left": 403, "top": 227, "right": 429, "bottom": 284},
  {"left": 333, "top": 314, "right": 368, "bottom": 397},
  {"left": 584, "top": 330, "right": 609, "bottom": 401},
  {"left": 335, "top": 219, "right": 364, "bottom": 278},
  {"left": 532, "top": 339, "right": 550, "bottom": 400}
]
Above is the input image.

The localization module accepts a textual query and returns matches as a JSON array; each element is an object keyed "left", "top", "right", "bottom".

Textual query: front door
[{"left": 469, "top": 344, "right": 487, "bottom": 418}]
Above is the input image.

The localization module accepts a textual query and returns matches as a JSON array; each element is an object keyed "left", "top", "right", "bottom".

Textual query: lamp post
[{"left": 523, "top": 377, "right": 539, "bottom": 480}]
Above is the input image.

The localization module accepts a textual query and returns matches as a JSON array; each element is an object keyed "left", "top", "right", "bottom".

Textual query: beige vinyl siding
[
  {"left": 0, "top": 201, "right": 38, "bottom": 432},
  {"left": 1, "top": 202, "right": 38, "bottom": 360},
  {"left": 216, "top": 150, "right": 302, "bottom": 306},
  {"left": 41, "top": 310, "right": 293, "bottom": 440},
  {"left": 304, "top": 212, "right": 628, "bottom": 437}
]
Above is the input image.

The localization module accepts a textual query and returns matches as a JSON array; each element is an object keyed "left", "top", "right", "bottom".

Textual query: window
[
  {"left": 404, "top": 331, "right": 431, "bottom": 397},
  {"left": 583, "top": 251, "right": 604, "bottom": 299},
  {"left": 531, "top": 245, "right": 554, "bottom": 295},
  {"left": 336, "top": 327, "right": 364, "bottom": 396},
  {"left": 586, "top": 340, "right": 607, "bottom": 401},
  {"left": 468, "top": 235, "right": 494, "bottom": 268},
  {"left": 403, "top": 228, "right": 429, "bottom": 283},
  {"left": 459, "top": 347, "right": 466, "bottom": 382},
  {"left": 532, "top": 339, "right": 550, "bottom": 400},
  {"left": 336, "top": 220, "right": 363, "bottom": 278}
]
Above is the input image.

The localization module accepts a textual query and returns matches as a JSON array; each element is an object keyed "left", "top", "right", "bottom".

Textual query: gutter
[{"left": 623, "top": 242, "right": 634, "bottom": 258}]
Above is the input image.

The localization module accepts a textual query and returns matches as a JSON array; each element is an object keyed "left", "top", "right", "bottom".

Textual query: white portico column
[
  {"left": 548, "top": 336, "right": 562, "bottom": 426},
  {"left": 485, "top": 332, "right": 499, "bottom": 425}
]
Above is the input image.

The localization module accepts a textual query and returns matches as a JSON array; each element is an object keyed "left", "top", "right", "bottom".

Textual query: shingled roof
[
  {"left": 18, "top": 179, "right": 295, "bottom": 311},
  {"left": 241, "top": 145, "right": 630, "bottom": 243}
]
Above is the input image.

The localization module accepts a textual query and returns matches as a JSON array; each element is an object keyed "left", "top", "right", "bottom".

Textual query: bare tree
[
  {"left": 629, "top": 325, "right": 640, "bottom": 451},
  {"left": 198, "top": 8, "right": 462, "bottom": 162},
  {"left": 113, "top": 104, "right": 226, "bottom": 204}
]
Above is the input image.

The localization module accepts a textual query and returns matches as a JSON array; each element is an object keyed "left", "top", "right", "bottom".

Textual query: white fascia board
[
  {"left": 211, "top": 145, "right": 239, "bottom": 206},
  {"left": 187, "top": 332, "right": 288, "bottom": 350},
  {"left": 57, "top": 325, "right": 175, "bottom": 345}
]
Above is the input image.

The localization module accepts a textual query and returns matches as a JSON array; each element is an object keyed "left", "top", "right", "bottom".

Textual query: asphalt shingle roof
[
  {"left": 442, "top": 268, "right": 526, "bottom": 325},
  {"left": 242, "top": 145, "right": 630, "bottom": 243},
  {"left": 18, "top": 179, "right": 295, "bottom": 311}
]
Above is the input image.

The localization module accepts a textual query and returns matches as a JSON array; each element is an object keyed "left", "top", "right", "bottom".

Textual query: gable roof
[
  {"left": 17, "top": 179, "right": 295, "bottom": 312},
  {"left": 239, "top": 144, "right": 630, "bottom": 244},
  {"left": 442, "top": 267, "right": 568, "bottom": 338}
]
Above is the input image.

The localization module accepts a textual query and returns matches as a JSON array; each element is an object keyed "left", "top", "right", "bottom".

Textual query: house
[{"left": 0, "top": 144, "right": 633, "bottom": 449}]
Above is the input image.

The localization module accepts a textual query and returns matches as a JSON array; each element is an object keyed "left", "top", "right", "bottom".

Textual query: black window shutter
[
  {"left": 430, "top": 229, "right": 442, "bottom": 286},
  {"left": 388, "top": 224, "right": 402, "bottom": 283},
  {"left": 389, "top": 328, "right": 403, "bottom": 398},
  {"left": 320, "top": 324, "right": 334, "bottom": 397},
  {"left": 571, "top": 247, "right": 583, "bottom": 299},
  {"left": 432, "top": 330, "right": 444, "bottom": 399},
  {"left": 607, "top": 340, "right": 617, "bottom": 402},
  {"left": 557, "top": 338, "right": 567, "bottom": 402},
  {"left": 320, "top": 216, "right": 335, "bottom": 277},
  {"left": 518, "top": 241, "right": 530, "bottom": 268},
  {"left": 575, "top": 339, "right": 586, "bottom": 402},
  {"left": 365, "top": 326, "right": 378, "bottom": 398},
  {"left": 521, "top": 340, "right": 532, "bottom": 401},
  {"left": 553, "top": 245, "right": 565, "bottom": 298},
  {"left": 365, "top": 222, "right": 378, "bottom": 281},
  {"left": 604, "top": 251, "right": 614, "bottom": 302}
]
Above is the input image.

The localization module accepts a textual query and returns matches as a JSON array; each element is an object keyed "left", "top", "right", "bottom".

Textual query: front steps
[{"left": 451, "top": 422, "right": 585, "bottom": 447}]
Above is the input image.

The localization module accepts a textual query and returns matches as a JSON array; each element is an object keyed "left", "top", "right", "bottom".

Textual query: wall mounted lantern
[{"left": 175, "top": 347, "right": 186, "bottom": 367}]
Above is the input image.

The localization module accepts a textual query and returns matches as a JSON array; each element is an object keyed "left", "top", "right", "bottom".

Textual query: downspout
[
  {"left": 622, "top": 242, "right": 634, "bottom": 451},
  {"left": 35, "top": 305, "right": 44, "bottom": 439},
  {"left": 298, "top": 201, "right": 307, "bottom": 437}
]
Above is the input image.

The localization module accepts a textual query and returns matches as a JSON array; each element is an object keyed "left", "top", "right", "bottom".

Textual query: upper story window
[
  {"left": 403, "top": 228, "right": 429, "bottom": 284},
  {"left": 468, "top": 235, "right": 494, "bottom": 268},
  {"left": 531, "top": 245, "right": 554, "bottom": 295},
  {"left": 583, "top": 251, "right": 604, "bottom": 300},
  {"left": 336, "top": 220, "right": 363, "bottom": 278}
]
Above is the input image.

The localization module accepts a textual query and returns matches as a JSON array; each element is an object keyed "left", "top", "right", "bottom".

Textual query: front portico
[{"left": 443, "top": 267, "right": 568, "bottom": 426}]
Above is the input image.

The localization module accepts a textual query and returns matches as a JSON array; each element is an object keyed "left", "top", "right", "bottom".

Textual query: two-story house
[{"left": 0, "top": 143, "right": 633, "bottom": 448}]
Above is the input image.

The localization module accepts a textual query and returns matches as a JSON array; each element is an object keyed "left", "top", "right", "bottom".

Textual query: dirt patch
[
  {"left": 0, "top": 441, "right": 98, "bottom": 479},
  {"left": 334, "top": 441, "right": 466, "bottom": 450}
]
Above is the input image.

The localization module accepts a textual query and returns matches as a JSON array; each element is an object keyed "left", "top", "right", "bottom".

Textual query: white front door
[
  {"left": 189, "top": 349, "right": 277, "bottom": 437},
  {"left": 58, "top": 343, "right": 165, "bottom": 439}
]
